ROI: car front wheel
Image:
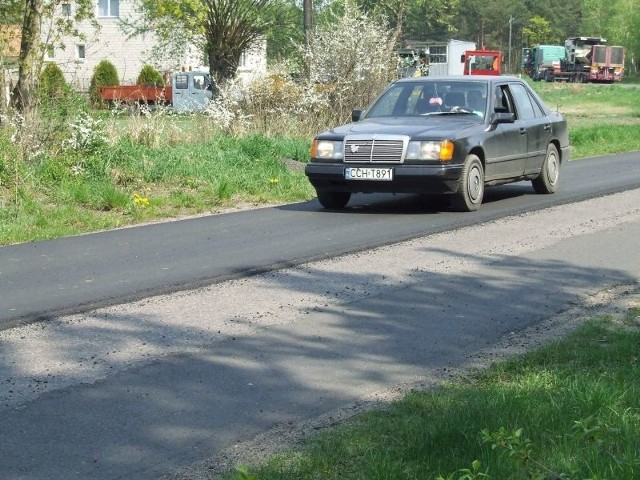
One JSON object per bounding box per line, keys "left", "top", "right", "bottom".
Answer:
{"left": 452, "top": 154, "right": 484, "bottom": 212}
{"left": 532, "top": 143, "right": 560, "bottom": 194}
{"left": 316, "top": 190, "right": 351, "bottom": 209}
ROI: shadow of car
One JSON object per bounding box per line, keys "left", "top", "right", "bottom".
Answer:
{"left": 305, "top": 76, "right": 570, "bottom": 212}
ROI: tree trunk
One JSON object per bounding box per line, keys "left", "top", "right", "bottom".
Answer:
{"left": 0, "top": 55, "right": 7, "bottom": 114}
{"left": 208, "top": 48, "right": 238, "bottom": 83}
{"left": 11, "top": 0, "right": 43, "bottom": 111}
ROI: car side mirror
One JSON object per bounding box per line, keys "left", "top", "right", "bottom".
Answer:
{"left": 352, "top": 109, "right": 363, "bottom": 122}
{"left": 490, "top": 111, "right": 515, "bottom": 125}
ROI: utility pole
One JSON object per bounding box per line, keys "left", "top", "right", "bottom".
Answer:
{"left": 508, "top": 15, "right": 513, "bottom": 74}
{"left": 303, "top": 0, "right": 313, "bottom": 78}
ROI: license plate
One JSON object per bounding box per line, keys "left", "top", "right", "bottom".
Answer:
{"left": 344, "top": 167, "right": 393, "bottom": 181}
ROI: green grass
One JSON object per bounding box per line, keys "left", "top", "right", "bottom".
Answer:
{"left": 228, "top": 309, "right": 640, "bottom": 480}
{"left": 529, "top": 82, "right": 640, "bottom": 158}
{"left": 0, "top": 130, "right": 314, "bottom": 245}
{"left": 1, "top": 82, "right": 639, "bottom": 246}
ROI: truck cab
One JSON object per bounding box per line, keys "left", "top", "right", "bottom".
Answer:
{"left": 171, "top": 70, "right": 215, "bottom": 113}
{"left": 523, "top": 45, "right": 565, "bottom": 81}
{"left": 461, "top": 50, "right": 501, "bottom": 75}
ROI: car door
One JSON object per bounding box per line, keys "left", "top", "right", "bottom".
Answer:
{"left": 483, "top": 84, "right": 528, "bottom": 180}
{"left": 508, "top": 83, "right": 551, "bottom": 175}
{"left": 171, "top": 72, "right": 189, "bottom": 112}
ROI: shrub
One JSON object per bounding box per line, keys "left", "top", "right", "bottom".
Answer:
{"left": 89, "top": 60, "right": 119, "bottom": 106}
{"left": 38, "top": 63, "right": 71, "bottom": 101}
{"left": 239, "top": 69, "right": 328, "bottom": 136}
{"left": 136, "top": 65, "right": 164, "bottom": 86}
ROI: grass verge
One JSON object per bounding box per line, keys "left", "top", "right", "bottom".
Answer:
{"left": 0, "top": 132, "right": 314, "bottom": 245}
{"left": 228, "top": 308, "right": 640, "bottom": 480}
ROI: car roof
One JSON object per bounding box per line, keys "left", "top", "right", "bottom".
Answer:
{"left": 395, "top": 75, "right": 522, "bottom": 85}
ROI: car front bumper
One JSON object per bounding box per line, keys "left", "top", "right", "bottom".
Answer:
{"left": 305, "top": 163, "right": 465, "bottom": 194}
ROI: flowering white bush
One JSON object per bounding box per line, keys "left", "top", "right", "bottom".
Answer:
{"left": 244, "top": 65, "right": 329, "bottom": 117}
{"left": 1, "top": 110, "right": 45, "bottom": 161}
{"left": 300, "top": 1, "right": 399, "bottom": 122}
{"left": 64, "top": 113, "right": 106, "bottom": 152}
{"left": 203, "top": 79, "right": 251, "bottom": 133}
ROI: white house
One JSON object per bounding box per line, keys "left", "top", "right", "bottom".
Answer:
{"left": 44, "top": 0, "right": 266, "bottom": 90}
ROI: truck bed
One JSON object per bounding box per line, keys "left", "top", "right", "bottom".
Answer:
{"left": 99, "top": 85, "right": 172, "bottom": 104}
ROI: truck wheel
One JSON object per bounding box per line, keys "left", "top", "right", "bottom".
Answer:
{"left": 452, "top": 154, "right": 484, "bottom": 212}
{"left": 532, "top": 144, "right": 560, "bottom": 194}
{"left": 316, "top": 190, "right": 351, "bottom": 209}
{"left": 545, "top": 71, "right": 554, "bottom": 82}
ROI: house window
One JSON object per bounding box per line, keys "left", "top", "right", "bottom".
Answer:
{"left": 77, "top": 44, "right": 86, "bottom": 60}
{"left": 429, "top": 45, "right": 448, "bottom": 64}
{"left": 61, "top": 3, "right": 71, "bottom": 16}
{"left": 238, "top": 51, "right": 248, "bottom": 68}
{"left": 46, "top": 45, "right": 55, "bottom": 60}
{"left": 98, "top": 0, "right": 119, "bottom": 17}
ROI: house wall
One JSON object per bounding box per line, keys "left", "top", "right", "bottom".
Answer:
{"left": 44, "top": 0, "right": 266, "bottom": 91}
{"left": 44, "top": 0, "right": 164, "bottom": 90}
{"left": 236, "top": 37, "right": 267, "bottom": 85}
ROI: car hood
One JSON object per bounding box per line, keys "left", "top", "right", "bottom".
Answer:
{"left": 323, "top": 116, "right": 483, "bottom": 139}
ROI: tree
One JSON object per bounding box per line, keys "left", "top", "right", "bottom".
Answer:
{"left": 522, "top": 15, "right": 552, "bottom": 45}
{"left": 9, "top": 0, "right": 95, "bottom": 111}
{"left": 355, "top": 0, "right": 458, "bottom": 42}
{"left": 0, "top": 0, "right": 25, "bottom": 24}
{"left": 129, "top": 0, "right": 282, "bottom": 83}
{"left": 265, "top": 0, "right": 304, "bottom": 62}
{"left": 10, "top": 0, "right": 43, "bottom": 110}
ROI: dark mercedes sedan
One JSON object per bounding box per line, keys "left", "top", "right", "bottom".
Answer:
{"left": 305, "top": 76, "right": 570, "bottom": 211}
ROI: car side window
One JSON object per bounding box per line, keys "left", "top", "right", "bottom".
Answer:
{"left": 509, "top": 83, "right": 536, "bottom": 120}
{"left": 493, "top": 85, "right": 513, "bottom": 114}
{"left": 528, "top": 92, "right": 546, "bottom": 117}
{"left": 193, "top": 74, "right": 207, "bottom": 90}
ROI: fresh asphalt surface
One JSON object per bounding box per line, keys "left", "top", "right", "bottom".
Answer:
{"left": 0, "top": 152, "right": 639, "bottom": 480}
{"left": 2, "top": 152, "right": 640, "bottom": 328}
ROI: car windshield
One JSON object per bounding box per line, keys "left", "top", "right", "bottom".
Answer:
{"left": 365, "top": 80, "right": 489, "bottom": 119}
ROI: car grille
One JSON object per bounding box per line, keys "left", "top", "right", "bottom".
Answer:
{"left": 344, "top": 135, "right": 408, "bottom": 163}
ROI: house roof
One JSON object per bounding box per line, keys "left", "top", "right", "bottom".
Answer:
{"left": 0, "top": 25, "right": 22, "bottom": 60}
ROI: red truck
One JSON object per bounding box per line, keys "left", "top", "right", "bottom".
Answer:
{"left": 99, "top": 70, "right": 215, "bottom": 112}
{"left": 461, "top": 50, "right": 502, "bottom": 75}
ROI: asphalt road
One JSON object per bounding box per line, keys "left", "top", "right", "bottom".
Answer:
{"left": 2, "top": 152, "right": 640, "bottom": 328}
{"left": 0, "top": 151, "right": 639, "bottom": 479}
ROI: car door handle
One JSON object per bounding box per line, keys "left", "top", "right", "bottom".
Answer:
{"left": 519, "top": 128, "right": 527, "bottom": 135}
{"left": 544, "top": 124, "right": 551, "bottom": 131}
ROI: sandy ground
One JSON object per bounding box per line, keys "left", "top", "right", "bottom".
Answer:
{"left": 1, "top": 189, "right": 639, "bottom": 479}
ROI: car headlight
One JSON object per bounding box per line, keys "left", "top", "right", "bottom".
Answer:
{"left": 406, "top": 140, "right": 454, "bottom": 161}
{"left": 311, "top": 139, "right": 344, "bottom": 161}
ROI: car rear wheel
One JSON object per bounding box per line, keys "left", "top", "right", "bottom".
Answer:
{"left": 316, "top": 190, "right": 351, "bottom": 209}
{"left": 452, "top": 154, "right": 484, "bottom": 212}
{"left": 532, "top": 143, "right": 560, "bottom": 194}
